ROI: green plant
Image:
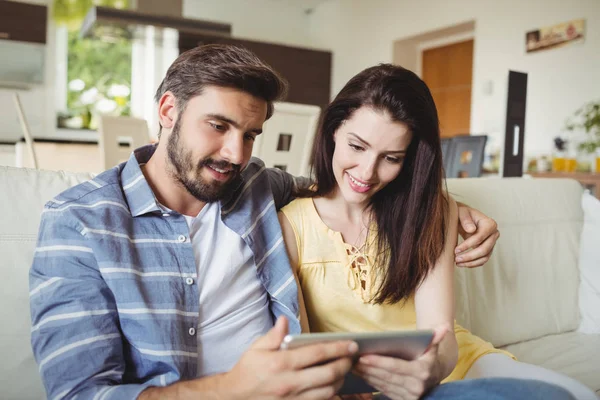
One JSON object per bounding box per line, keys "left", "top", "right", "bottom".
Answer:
{"left": 64, "top": 29, "right": 132, "bottom": 129}
{"left": 565, "top": 100, "right": 600, "bottom": 154}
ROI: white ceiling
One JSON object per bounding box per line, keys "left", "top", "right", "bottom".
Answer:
{"left": 272, "top": 0, "right": 331, "bottom": 13}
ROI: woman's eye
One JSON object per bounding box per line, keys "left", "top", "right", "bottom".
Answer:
{"left": 385, "top": 156, "right": 404, "bottom": 164}
{"left": 349, "top": 143, "right": 364, "bottom": 152}
{"left": 386, "top": 155, "right": 405, "bottom": 164}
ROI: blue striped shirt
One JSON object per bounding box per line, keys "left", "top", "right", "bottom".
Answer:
{"left": 29, "top": 144, "right": 302, "bottom": 400}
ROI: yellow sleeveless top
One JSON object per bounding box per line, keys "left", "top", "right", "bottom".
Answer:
{"left": 281, "top": 198, "right": 514, "bottom": 382}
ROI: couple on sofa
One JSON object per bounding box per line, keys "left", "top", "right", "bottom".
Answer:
{"left": 29, "top": 44, "right": 594, "bottom": 399}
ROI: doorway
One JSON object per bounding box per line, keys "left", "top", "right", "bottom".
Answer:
{"left": 421, "top": 39, "right": 474, "bottom": 138}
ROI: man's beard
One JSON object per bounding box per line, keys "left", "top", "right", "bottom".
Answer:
{"left": 166, "top": 119, "right": 242, "bottom": 203}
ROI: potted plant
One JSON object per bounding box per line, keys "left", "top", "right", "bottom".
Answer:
{"left": 565, "top": 100, "right": 600, "bottom": 172}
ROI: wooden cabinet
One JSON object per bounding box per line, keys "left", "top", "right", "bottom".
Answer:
{"left": 179, "top": 33, "right": 332, "bottom": 109}
{"left": 0, "top": 0, "right": 47, "bottom": 44}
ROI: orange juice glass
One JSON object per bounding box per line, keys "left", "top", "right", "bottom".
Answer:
{"left": 552, "top": 157, "right": 566, "bottom": 172}
{"left": 565, "top": 158, "right": 577, "bottom": 172}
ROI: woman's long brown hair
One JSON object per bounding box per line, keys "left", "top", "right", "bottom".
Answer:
{"left": 310, "top": 64, "right": 448, "bottom": 304}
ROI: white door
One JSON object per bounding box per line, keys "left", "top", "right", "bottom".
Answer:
{"left": 253, "top": 102, "right": 321, "bottom": 177}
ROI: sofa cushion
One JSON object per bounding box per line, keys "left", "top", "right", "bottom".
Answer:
{"left": 501, "top": 331, "right": 600, "bottom": 394}
{"left": 0, "top": 167, "right": 93, "bottom": 400}
{"left": 447, "top": 178, "right": 583, "bottom": 347}
{"left": 577, "top": 191, "right": 600, "bottom": 334}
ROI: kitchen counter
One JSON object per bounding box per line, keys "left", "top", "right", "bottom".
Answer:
{"left": 0, "top": 128, "right": 100, "bottom": 146}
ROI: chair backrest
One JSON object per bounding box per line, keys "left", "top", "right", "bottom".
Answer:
{"left": 98, "top": 116, "right": 149, "bottom": 169}
{"left": 252, "top": 102, "right": 321, "bottom": 177}
{"left": 445, "top": 135, "right": 487, "bottom": 178}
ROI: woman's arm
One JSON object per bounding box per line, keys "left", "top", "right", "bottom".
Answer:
{"left": 278, "top": 212, "right": 311, "bottom": 333}
{"left": 414, "top": 196, "right": 460, "bottom": 382}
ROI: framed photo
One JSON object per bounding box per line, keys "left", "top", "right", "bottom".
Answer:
{"left": 526, "top": 19, "right": 585, "bottom": 53}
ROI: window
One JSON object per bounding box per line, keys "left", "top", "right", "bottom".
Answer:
{"left": 54, "top": 0, "right": 179, "bottom": 136}
{"left": 54, "top": 0, "right": 132, "bottom": 131}
{"left": 57, "top": 30, "right": 132, "bottom": 130}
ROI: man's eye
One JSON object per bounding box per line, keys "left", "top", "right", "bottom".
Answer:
{"left": 209, "top": 123, "right": 225, "bottom": 131}
{"left": 244, "top": 134, "right": 256, "bottom": 142}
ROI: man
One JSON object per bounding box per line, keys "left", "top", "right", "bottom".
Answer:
{"left": 29, "top": 45, "right": 568, "bottom": 400}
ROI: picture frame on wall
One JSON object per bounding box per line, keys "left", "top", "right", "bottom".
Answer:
{"left": 526, "top": 19, "right": 585, "bottom": 53}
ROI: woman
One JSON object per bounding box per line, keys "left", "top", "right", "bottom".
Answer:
{"left": 278, "top": 64, "right": 596, "bottom": 400}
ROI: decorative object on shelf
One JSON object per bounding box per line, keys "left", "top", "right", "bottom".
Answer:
{"left": 551, "top": 137, "right": 577, "bottom": 172}
{"left": 575, "top": 155, "right": 593, "bottom": 173}
{"left": 565, "top": 100, "right": 600, "bottom": 171}
{"left": 527, "top": 155, "right": 550, "bottom": 173}
{"left": 552, "top": 137, "right": 568, "bottom": 172}
{"left": 538, "top": 156, "right": 550, "bottom": 172}
{"left": 526, "top": 19, "right": 585, "bottom": 54}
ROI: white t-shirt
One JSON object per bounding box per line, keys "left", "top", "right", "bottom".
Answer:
{"left": 182, "top": 202, "right": 273, "bottom": 377}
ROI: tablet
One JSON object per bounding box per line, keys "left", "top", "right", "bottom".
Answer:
{"left": 280, "top": 330, "right": 434, "bottom": 360}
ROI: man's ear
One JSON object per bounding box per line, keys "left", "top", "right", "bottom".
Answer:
{"left": 157, "top": 92, "right": 178, "bottom": 130}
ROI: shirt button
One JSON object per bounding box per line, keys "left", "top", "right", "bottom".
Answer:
{"left": 185, "top": 277, "right": 194, "bottom": 285}
{"left": 188, "top": 327, "right": 196, "bottom": 336}
{"left": 162, "top": 213, "right": 170, "bottom": 217}
{"left": 178, "top": 235, "right": 187, "bottom": 243}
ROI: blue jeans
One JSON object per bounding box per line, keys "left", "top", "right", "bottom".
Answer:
{"left": 394, "top": 378, "right": 576, "bottom": 400}
{"left": 341, "top": 374, "right": 577, "bottom": 399}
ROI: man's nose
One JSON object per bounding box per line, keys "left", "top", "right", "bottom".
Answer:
{"left": 220, "top": 133, "right": 244, "bottom": 166}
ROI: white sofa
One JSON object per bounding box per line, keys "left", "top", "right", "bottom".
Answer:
{"left": 0, "top": 166, "right": 598, "bottom": 399}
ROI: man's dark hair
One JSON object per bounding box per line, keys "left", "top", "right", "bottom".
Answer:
{"left": 154, "top": 44, "right": 288, "bottom": 138}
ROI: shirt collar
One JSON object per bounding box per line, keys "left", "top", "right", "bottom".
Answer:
{"left": 120, "top": 144, "right": 162, "bottom": 217}
{"left": 120, "top": 144, "right": 251, "bottom": 218}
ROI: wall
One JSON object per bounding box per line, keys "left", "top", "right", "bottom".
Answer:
{"left": 308, "top": 0, "right": 600, "bottom": 157}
